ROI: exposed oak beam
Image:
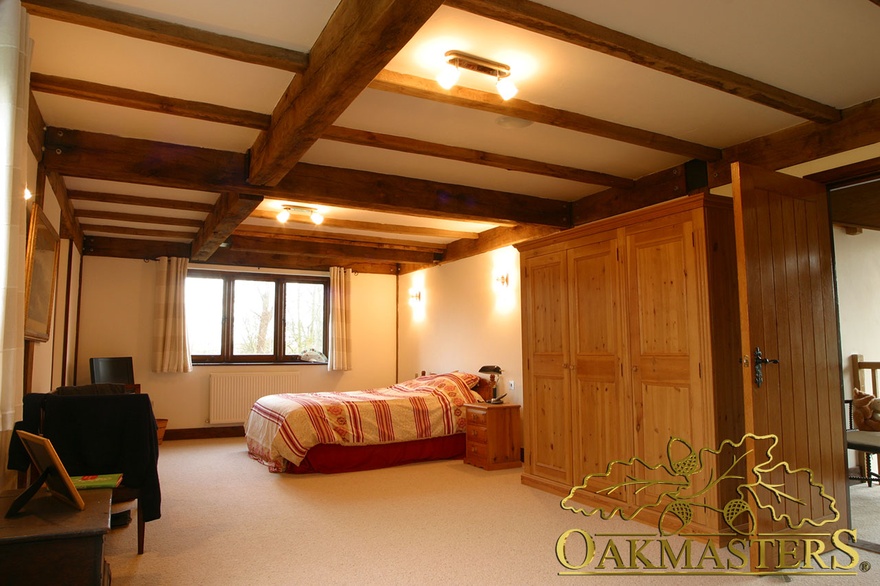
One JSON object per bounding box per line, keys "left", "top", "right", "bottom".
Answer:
{"left": 201, "top": 248, "right": 399, "bottom": 275}
{"left": 322, "top": 125, "right": 633, "bottom": 188}
{"left": 248, "top": 209, "right": 480, "bottom": 239}
{"left": 80, "top": 224, "right": 197, "bottom": 239}
{"left": 226, "top": 235, "right": 439, "bottom": 265}
{"left": 47, "top": 171, "right": 83, "bottom": 249}
{"left": 42, "top": 127, "right": 570, "bottom": 228}
{"left": 33, "top": 73, "right": 621, "bottom": 189}
{"left": 370, "top": 70, "right": 721, "bottom": 161}
{"left": 83, "top": 236, "right": 190, "bottom": 259}
{"left": 74, "top": 209, "right": 204, "bottom": 227}
{"left": 709, "top": 98, "right": 880, "bottom": 187}
{"left": 31, "top": 73, "right": 271, "bottom": 129}
{"left": 806, "top": 155, "right": 880, "bottom": 188}
{"left": 191, "top": 192, "right": 263, "bottom": 261}
{"left": 27, "top": 92, "right": 45, "bottom": 161}
{"left": 22, "top": 0, "right": 308, "bottom": 72}
{"left": 68, "top": 190, "right": 215, "bottom": 213}
{"left": 446, "top": 0, "right": 840, "bottom": 124}
{"left": 572, "top": 165, "right": 688, "bottom": 226}
{"left": 276, "top": 163, "right": 568, "bottom": 227}
{"left": 827, "top": 180, "right": 880, "bottom": 230}
{"left": 439, "top": 225, "right": 561, "bottom": 269}
{"left": 234, "top": 225, "right": 446, "bottom": 254}
{"left": 248, "top": 0, "right": 445, "bottom": 185}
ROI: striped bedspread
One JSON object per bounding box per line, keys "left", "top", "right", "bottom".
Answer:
{"left": 245, "top": 372, "right": 483, "bottom": 471}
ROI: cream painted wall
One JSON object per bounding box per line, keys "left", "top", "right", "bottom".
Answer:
{"left": 397, "top": 246, "right": 523, "bottom": 404}
{"left": 834, "top": 225, "right": 880, "bottom": 396}
{"left": 77, "top": 258, "right": 398, "bottom": 429}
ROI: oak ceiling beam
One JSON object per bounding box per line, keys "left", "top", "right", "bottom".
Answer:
{"left": 572, "top": 165, "right": 688, "bottom": 226}
{"left": 226, "top": 235, "right": 439, "bottom": 265}
{"left": 68, "top": 190, "right": 215, "bottom": 213}
{"left": 191, "top": 192, "right": 263, "bottom": 261}
{"left": 248, "top": 0, "right": 445, "bottom": 185}
{"left": 201, "top": 249, "right": 399, "bottom": 275}
{"left": 74, "top": 209, "right": 203, "bottom": 227}
{"left": 27, "top": 92, "right": 45, "bottom": 161}
{"left": 322, "top": 126, "right": 633, "bottom": 188}
{"left": 277, "top": 163, "right": 568, "bottom": 227}
{"left": 22, "top": 0, "right": 308, "bottom": 73}
{"left": 248, "top": 209, "right": 480, "bottom": 240}
{"left": 31, "top": 73, "right": 270, "bottom": 129}
{"left": 81, "top": 224, "right": 197, "bottom": 240}
{"left": 42, "top": 127, "right": 570, "bottom": 228}
{"left": 83, "top": 236, "right": 190, "bottom": 259}
{"left": 709, "top": 97, "right": 880, "bottom": 187}
{"left": 826, "top": 180, "right": 880, "bottom": 230}
{"left": 33, "top": 73, "right": 623, "bottom": 189}
{"left": 47, "top": 171, "right": 83, "bottom": 249}
{"left": 439, "top": 224, "right": 561, "bottom": 270}
{"left": 446, "top": 0, "right": 841, "bottom": 124}
{"left": 234, "top": 225, "right": 446, "bottom": 254}
{"left": 806, "top": 155, "right": 880, "bottom": 188}
{"left": 371, "top": 70, "right": 721, "bottom": 161}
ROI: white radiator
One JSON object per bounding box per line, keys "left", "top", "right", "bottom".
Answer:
{"left": 209, "top": 372, "right": 300, "bottom": 424}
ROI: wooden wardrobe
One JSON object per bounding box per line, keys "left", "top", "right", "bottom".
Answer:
{"left": 516, "top": 194, "right": 745, "bottom": 534}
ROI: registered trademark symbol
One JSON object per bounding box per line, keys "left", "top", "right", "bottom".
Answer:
{"left": 860, "top": 561, "right": 871, "bottom": 573}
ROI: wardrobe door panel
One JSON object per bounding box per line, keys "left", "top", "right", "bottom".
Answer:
{"left": 522, "top": 252, "right": 572, "bottom": 485}
{"left": 568, "top": 238, "right": 631, "bottom": 506}
{"left": 626, "top": 218, "right": 709, "bottom": 522}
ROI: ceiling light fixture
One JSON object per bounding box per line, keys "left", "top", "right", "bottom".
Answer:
{"left": 277, "top": 205, "right": 324, "bottom": 225}
{"left": 437, "top": 50, "right": 518, "bottom": 100}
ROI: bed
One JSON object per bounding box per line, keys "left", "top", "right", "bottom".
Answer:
{"left": 245, "top": 372, "right": 492, "bottom": 474}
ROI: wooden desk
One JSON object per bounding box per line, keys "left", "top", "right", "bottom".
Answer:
{"left": 0, "top": 489, "right": 112, "bottom": 585}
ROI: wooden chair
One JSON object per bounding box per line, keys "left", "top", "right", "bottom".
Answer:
{"left": 848, "top": 354, "right": 880, "bottom": 486}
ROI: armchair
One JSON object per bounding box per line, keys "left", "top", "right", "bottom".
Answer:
{"left": 7, "top": 390, "right": 161, "bottom": 554}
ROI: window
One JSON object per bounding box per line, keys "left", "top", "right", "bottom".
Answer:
{"left": 185, "top": 270, "right": 329, "bottom": 364}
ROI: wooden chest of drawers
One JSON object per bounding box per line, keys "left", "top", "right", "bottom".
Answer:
{"left": 464, "top": 403, "right": 521, "bottom": 470}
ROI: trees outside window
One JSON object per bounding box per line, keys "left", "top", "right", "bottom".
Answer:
{"left": 185, "top": 270, "right": 328, "bottom": 364}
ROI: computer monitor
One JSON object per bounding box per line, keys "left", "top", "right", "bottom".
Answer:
{"left": 89, "top": 356, "right": 135, "bottom": 385}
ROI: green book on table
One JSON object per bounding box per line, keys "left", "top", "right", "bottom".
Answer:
{"left": 71, "top": 473, "right": 123, "bottom": 489}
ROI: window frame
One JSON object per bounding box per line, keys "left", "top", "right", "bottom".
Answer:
{"left": 187, "top": 269, "right": 330, "bottom": 365}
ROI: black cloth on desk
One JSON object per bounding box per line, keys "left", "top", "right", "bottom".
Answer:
{"left": 7, "top": 393, "right": 161, "bottom": 522}
{"left": 54, "top": 383, "right": 132, "bottom": 395}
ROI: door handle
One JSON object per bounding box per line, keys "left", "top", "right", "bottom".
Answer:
{"left": 753, "top": 346, "right": 779, "bottom": 389}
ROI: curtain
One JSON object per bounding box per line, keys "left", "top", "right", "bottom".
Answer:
{"left": 1, "top": 0, "right": 30, "bottom": 434}
{"left": 153, "top": 256, "right": 192, "bottom": 373}
{"left": 329, "top": 266, "right": 352, "bottom": 371}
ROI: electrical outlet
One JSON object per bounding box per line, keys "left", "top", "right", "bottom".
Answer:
{"left": 508, "top": 380, "right": 515, "bottom": 391}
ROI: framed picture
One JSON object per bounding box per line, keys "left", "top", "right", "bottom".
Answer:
{"left": 24, "top": 204, "right": 61, "bottom": 342}
{"left": 11, "top": 430, "right": 85, "bottom": 512}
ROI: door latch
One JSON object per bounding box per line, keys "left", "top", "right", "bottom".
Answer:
{"left": 753, "top": 346, "right": 779, "bottom": 388}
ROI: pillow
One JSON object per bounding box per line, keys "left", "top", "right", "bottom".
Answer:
{"left": 852, "top": 388, "right": 880, "bottom": 432}
{"left": 397, "top": 371, "right": 480, "bottom": 391}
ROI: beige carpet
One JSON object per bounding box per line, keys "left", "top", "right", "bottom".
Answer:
{"left": 103, "top": 438, "right": 880, "bottom": 585}
{"left": 849, "top": 481, "right": 880, "bottom": 547}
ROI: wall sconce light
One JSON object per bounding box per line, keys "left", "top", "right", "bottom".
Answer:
{"left": 24, "top": 187, "right": 32, "bottom": 200}
{"left": 409, "top": 290, "right": 422, "bottom": 304}
{"left": 277, "top": 205, "right": 324, "bottom": 225}
{"left": 436, "top": 50, "right": 518, "bottom": 100}
{"left": 496, "top": 273, "right": 509, "bottom": 287}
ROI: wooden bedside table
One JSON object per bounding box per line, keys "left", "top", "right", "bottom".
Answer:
{"left": 464, "top": 403, "right": 522, "bottom": 470}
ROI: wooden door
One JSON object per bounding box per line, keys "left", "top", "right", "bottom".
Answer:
{"left": 521, "top": 251, "right": 573, "bottom": 486}
{"left": 568, "top": 235, "right": 631, "bottom": 507}
{"left": 625, "top": 215, "right": 710, "bottom": 525}
{"left": 732, "top": 161, "right": 846, "bottom": 535}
